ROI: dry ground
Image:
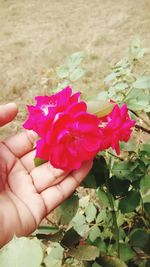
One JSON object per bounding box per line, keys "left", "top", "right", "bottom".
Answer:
{"left": 0, "top": 0, "right": 150, "bottom": 136}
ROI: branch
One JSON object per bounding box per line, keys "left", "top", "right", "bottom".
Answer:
{"left": 135, "top": 124, "right": 150, "bottom": 134}
{"left": 130, "top": 110, "right": 150, "bottom": 128}
{"left": 105, "top": 176, "right": 120, "bottom": 258}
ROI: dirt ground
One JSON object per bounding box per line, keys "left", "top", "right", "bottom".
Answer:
{"left": 0, "top": 0, "right": 150, "bottom": 136}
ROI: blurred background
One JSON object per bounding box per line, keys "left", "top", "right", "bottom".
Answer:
{"left": 0, "top": 0, "right": 150, "bottom": 135}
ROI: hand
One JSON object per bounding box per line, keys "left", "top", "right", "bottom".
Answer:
{"left": 0, "top": 103, "right": 92, "bottom": 247}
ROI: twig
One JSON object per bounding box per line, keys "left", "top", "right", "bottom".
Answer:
{"left": 107, "top": 151, "right": 124, "bottom": 161}
{"left": 130, "top": 110, "right": 150, "bottom": 128}
{"left": 105, "top": 176, "right": 120, "bottom": 258}
{"left": 135, "top": 124, "right": 150, "bottom": 134}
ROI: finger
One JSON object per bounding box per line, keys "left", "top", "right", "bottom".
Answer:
{"left": 9, "top": 159, "right": 46, "bottom": 224}
{"left": 0, "top": 142, "right": 16, "bottom": 173}
{"left": 20, "top": 150, "right": 36, "bottom": 173}
{"left": 0, "top": 103, "right": 18, "bottom": 127}
{"left": 31, "top": 162, "right": 69, "bottom": 193}
{"left": 41, "top": 160, "right": 93, "bottom": 214}
{"left": 3, "top": 130, "right": 37, "bottom": 158}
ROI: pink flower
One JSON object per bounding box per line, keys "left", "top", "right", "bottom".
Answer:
{"left": 36, "top": 111, "right": 101, "bottom": 171}
{"left": 23, "top": 87, "right": 135, "bottom": 171}
{"left": 23, "top": 87, "right": 81, "bottom": 137}
{"left": 98, "top": 104, "right": 135, "bottom": 155}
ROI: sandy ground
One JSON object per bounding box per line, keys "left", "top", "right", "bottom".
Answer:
{"left": 0, "top": 0, "right": 150, "bottom": 136}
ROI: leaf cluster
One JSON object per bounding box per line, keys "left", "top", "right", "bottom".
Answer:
{"left": 98, "top": 38, "right": 150, "bottom": 113}
{"left": 1, "top": 40, "right": 150, "bottom": 267}
{"left": 38, "top": 51, "right": 85, "bottom": 94}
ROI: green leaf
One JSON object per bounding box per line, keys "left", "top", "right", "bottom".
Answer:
{"left": 120, "top": 140, "right": 136, "bottom": 152}
{"left": 108, "top": 92, "right": 124, "bottom": 103}
{"left": 146, "top": 259, "right": 150, "bottom": 267}
{"left": 112, "top": 162, "right": 132, "bottom": 180}
{"left": 119, "top": 228, "right": 126, "bottom": 240}
{"left": 119, "top": 191, "right": 141, "bottom": 213}
{"left": 69, "top": 67, "right": 85, "bottom": 82}
{"left": 143, "top": 194, "right": 150, "bottom": 203}
{"left": 85, "top": 203, "right": 97, "bottom": 223}
{"left": 129, "top": 37, "right": 147, "bottom": 59}
{"left": 144, "top": 203, "right": 150, "bottom": 216}
{"left": 87, "top": 100, "right": 114, "bottom": 118}
{"left": 104, "top": 72, "right": 117, "bottom": 83}
{"left": 126, "top": 88, "right": 150, "bottom": 112}
{"left": 133, "top": 76, "right": 150, "bottom": 89}
{"left": 34, "top": 225, "right": 60, "bottom": 235}
{"left": 117, "top": 212, "right": 125, "bottom": 227}
{"left": 82, "top": 156, "right": 109, "bottom": 189}
{"left": 98, "top": 255, "right": 127, "bottom": 267}
{"left": 114, "top": 82, "right": 128, "bottom": 91}
{"left": 112, "top": 160, "right": 146, "bottom": 181}
{"left": 97, "top": 188, "right": 110, "bottom": 206}
{"left": 44, "top": 242, "right": 64, "bottom": 267}
{"left": 71, "top": 213, "right": 89, "bottom": 237}
{"left": 89, "top": 226, "right": 101, "bottom": 242}
{"left": 96, "top": 210, "right": 107, "bottom": 224}
{"left": 68, "top": 245, "right": 99, "bottom": 261}
{"left": 67, "top": 51, "right": 84, "bottom": 72}
{"left": 92, "top": 156, "right": 109, "bottom": 186}
{"left": 140, "top": 143, "right": 150, "bottom": 154}
{"left": 120, "top": 243, "right": 136, "bottom": 262}
{"left": 82, "top": 173, "right": 97, "bottom": 188}
{"left": 56, "top": 64, "right": 69, "bottom": 78}
{"left": 34, "top": 157, "right": 47, "bottom": 167}
{"left": 109, "top": 176, "right": 130, "bottom": 197}
{"left": 139, "top": 144, "right": 150, "bottom": 165}
{"left": 0, "top": 236, "right": 43, "bottom": 267}
{"left": 56, "top": 194, "right": 79, "bottom": 225}
{"left": 92, "top": 262, "right": 102, "bottom": 267}
{"left": 60, "top": 227, "right": 81, "bottom": 248}
{"left": 140, "top": 175, "right": 150, "bottom": 194}
{"left": 95, "top": 238, "right": 107, "bottom": 253}
{"left": 129, "top": 229, "right": 149, "bottom": 248}
{"left": 126, "top": 98, "right": 150, "bottom": 112}
{"left": 100, "top": 228, "right": 113, "bottom": 240}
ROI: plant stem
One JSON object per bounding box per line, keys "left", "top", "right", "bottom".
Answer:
{"left": 130, "top": 110, "right": 150, "bottom": 128}
{"left": 105, "top": 176, "right": 120, "bottom": 258}
{"left": 107, "top": 151, "right": 124, "bottom": 161}
{"left": 135, "top": 124, "right": 150, "bottom": 134}
{"left": 122, "top": 86, "right": 134, "bottom": 103}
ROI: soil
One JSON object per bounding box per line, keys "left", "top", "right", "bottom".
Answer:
{"left": 0, "top": 0, "right": 150, "bottom": 135}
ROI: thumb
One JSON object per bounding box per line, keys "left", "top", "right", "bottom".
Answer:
{"left": 0, "top": 103, "right": 18, "bottom": 127}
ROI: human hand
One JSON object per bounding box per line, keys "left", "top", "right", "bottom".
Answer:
{"left": 0, "top": 103, "right": 92, "bottom": 247}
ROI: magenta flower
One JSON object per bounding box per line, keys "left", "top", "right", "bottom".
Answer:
{"left": 23, "top": 87, "right": 101, "bottom": 170}
{"left": 98, "top": 104, "right": 136, "bottom": 155}
{"left": 23, "top": 87, "right": 135, "bottom": 170}
{"left": 36, "top": 112, "right": 101, "bottom": 170}
{"left": 23, "top": 87, "right": 81, "bottom": 137}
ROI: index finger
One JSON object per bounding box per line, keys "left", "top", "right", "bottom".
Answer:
{"left": 41, "top": 160, "right": 93, "bottom": 214}
{"left": 0, "top": 103, "right": 18, "bottom": 127}
{"left": 3, "top": 130, "right": 37, "bottom": 158}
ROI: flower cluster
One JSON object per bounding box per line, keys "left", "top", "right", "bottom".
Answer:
{"left": 23, "top": 87, "right": 135, "bottom": 170}
{"left": 98, "top": 103, "right": 136, "bottom": 155}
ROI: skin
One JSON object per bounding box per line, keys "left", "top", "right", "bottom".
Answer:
{"left": 0, "top": 103, "right": 92, "bottom": 247}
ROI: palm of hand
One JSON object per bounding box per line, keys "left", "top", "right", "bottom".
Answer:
{"left": 0, "top": 130, "right": 92, "bottom": 244}
{"left": 0, "top": 131, "right": 47, "bottom": 238}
